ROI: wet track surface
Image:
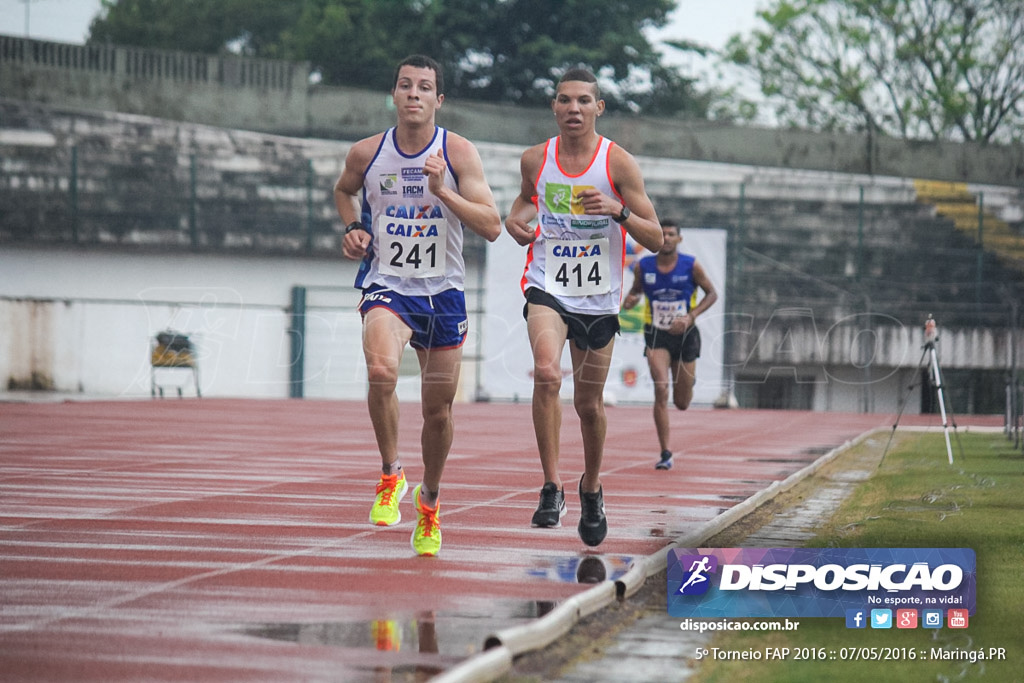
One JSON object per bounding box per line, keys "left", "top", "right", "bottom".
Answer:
{"left": 0, "top": 398, "right": 898, "bottom": 680}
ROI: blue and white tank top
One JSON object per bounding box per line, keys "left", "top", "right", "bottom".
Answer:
{"left": 355, "top": 126, "right": 465, "bottom": 295}
{"left": 636, "top": 253, "right": 697, "bottom": 330}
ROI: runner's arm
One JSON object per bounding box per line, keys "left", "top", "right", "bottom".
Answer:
{"left": 608, "top": 146, "right": 662, "bottom": 252}
{"left": 505, "top": 146, "right": 544, "bottom": 246}
{"left": 688, "top": 261, "right": 718, "bottom": 320}
{"left": 670, "top": 260, "right": 718, "bottom": 335}
{"left": 334, "top": 136, "right": 379, "bottom": 260}
{"left": 427, "top": 135, "right": 501, "bottom": 242}
{"left": 622, "top": 262, "right": 644, "bottom": 309}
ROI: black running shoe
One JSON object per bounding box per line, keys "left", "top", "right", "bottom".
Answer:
{"left": 575, "top": 556, "right": 608, "bottom": 584}
{"left": 655, "top": 450, "right": 673, "bottom": 470}
{"left": 577, "top": 478, "right": 607, "bottom": 547}
{"left": 531, "top": 482, "right": 566, "bottom": 527}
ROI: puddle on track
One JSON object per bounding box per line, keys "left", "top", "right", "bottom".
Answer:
{"left": 238, "top": 553, "right": 637, "bottom": 680}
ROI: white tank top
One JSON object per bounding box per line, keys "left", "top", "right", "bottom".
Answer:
{"left": 520, "top": 136, "right": 626, "bottom": 314}
{"left": 355, "top": 126, "right": 465, "bottom": 295}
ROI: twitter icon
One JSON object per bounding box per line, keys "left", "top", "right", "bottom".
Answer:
{"left": 870, "top": 609, "right": 892, "bottom": 629}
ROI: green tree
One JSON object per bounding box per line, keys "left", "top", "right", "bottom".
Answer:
{"left": 724, "top": 0, "right": 1024, "bottom": 143}
{"left": 280, "top": 0, "right": 420, "bottom": 89}
{"left": 87, "top": 0, "right": 707, "bottom": 118}
{"left": 436, "top": 0, "right": 690, "bottom": 113}
{"left": 88, "top": 0, "right": 304, "bottom": 56}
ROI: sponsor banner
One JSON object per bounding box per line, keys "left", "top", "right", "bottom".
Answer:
{"left": 667, "top": 548, "right": 975, "bottom": 618}
{"left": 480, "top": 228, "right": 727, "bottom": 404}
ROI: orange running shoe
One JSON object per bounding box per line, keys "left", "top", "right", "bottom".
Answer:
{"left": 410, "top": 484, "right": 441, "bottom": 556}
{"left": 371, "top": 619, "right": 401, "bottom": 651}
{"left": 369, "top": 471, "right": 408, "bottom": 526}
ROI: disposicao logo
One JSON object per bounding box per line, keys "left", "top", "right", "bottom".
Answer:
{"left": 675, "top": 554, "right": 718, "bottom": 595}
{"left": 667, "top": 548, "right": 975, "bottom": 619}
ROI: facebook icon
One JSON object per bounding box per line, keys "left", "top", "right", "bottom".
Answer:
{"left": 846, "top": 609, "right": 867, "bottom": 629}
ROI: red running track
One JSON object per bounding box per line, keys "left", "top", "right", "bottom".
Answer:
{"left": 0, "top": 399, "right": 968, "bottom": 681}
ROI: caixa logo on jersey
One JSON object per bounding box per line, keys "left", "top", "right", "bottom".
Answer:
{"left": 667, "top": 548, "right": 976, "bottom": 618}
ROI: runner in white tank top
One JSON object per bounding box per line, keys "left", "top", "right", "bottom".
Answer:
{"left": 520, "top": 135, "right": 626, "bottom": 315}
{"left": 356, "top": 125, "right": 467, "bottom": 296}
{"left": 505, "top": 68, "right": 663, "bottom": 548}
{"left": 334, "top": 56, "right": 500, "bottom": 557}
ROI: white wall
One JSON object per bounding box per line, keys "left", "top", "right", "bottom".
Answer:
{"left": 0, "top": 246, "right": 362, "bottom": 397}
{"left": 0, "top": 246, "right": 506, "bottom": 400}
{"left": 3, "top": 244, "right": 1012, "bottom": 412}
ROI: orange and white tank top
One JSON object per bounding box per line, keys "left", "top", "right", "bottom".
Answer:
{"left": 520, "top": 136, "right": 626, "bottom": 314}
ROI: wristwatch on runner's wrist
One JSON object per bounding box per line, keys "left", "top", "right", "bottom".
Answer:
{"left": 614, "top": 205, "right": 630, "bottom": 223}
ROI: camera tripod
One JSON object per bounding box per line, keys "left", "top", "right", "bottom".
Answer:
{"left": 884, "top": 315, "right": 960, "bottom": 464}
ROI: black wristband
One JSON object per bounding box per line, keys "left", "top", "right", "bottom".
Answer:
{"left": 344, "top": 221, "right": 367, "bottom": 235}
{"left": 614, "top": 205, "right": 631, "bottom": 223}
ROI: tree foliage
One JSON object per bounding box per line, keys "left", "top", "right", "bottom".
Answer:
{"left": 88, "top": 0, "right": 303, "bottom": 57}
{"left": 87, "top": 0, "right": 706, "bottom": 117}
{"left": 723, "top": 0, "right": 1024, "bottom": 143}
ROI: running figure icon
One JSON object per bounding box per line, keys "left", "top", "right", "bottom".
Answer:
{"left": 679, "top": 556, "right": 712, "bottom": 593}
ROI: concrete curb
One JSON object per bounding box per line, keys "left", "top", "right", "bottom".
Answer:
{"left": 433, "top": 427, "right": 882, "bottom": 683}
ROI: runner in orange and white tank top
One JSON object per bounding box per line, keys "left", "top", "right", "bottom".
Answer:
{"left": 505, "top": 67, "right": 664, "bottom": 548}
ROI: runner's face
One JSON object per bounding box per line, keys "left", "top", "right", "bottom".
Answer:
{"left": 660, "top": 227, "right": 681, "bottom": 254}
{"left": 552, "top": 80, "right": 604, "bottom": 135}
{"left": 392, "top": 66, "right": 443, "bottom": 123}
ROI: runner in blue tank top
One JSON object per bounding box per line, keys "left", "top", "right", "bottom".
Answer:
{"left": 623, "top": 221, "right": 718, "bottom": 470}
{"left": 333, "top": 55, "right": 501, "bottom": 556}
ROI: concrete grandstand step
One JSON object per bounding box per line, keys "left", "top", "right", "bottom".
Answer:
{"left": 914, "top": 178, "right": 974, "bottom": 202}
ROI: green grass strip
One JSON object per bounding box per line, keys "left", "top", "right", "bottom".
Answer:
{"left": 691, "top": 431, "right": 1024, "bottom": 682}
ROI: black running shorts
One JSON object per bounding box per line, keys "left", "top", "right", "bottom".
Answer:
{"left": 643, "top": 324, "right": 701, "bottom": 363}
{"left": 524, "top": 288, "right": 620, "bottom": 350}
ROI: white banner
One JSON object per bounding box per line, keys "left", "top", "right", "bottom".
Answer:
{"left": 481, "top": 229, "right": 728, "bottom": 405}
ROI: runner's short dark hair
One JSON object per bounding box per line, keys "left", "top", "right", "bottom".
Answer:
{"left": 394, "top": 55, "right": 444, "bottom": 95}
{"left": 558, "top": 67, "right": 600, "bottom": 99}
